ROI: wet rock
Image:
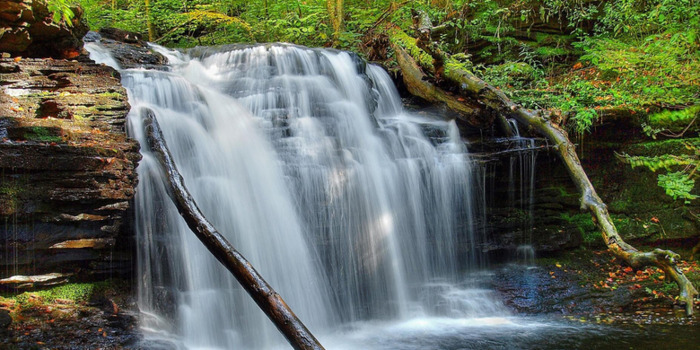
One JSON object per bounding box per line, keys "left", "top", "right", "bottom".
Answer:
{"left": 99, "top": 27, "right": 145, "bottom": 45}
{"left": 0, "top": 272, "right": 71, "bottom": 288}
{"left": 0, "top": 279, "right": 141, "bottom": 348}
{"left": 91, "top": 28, "right": 168, "bottom": 69}
{"left": 49, "top": 238, "right": 115, "bottom": 249}
{"left": 82, "top": 30, "right": 101, "bottom": 43}
{"left": 0, "top": 0, "right": 88, "bottom": 58}
{"left": 492, "top": 264, "right": 633, "bottom": 314}
{"left": 0, "top": 309, "right": 11, "bottom": 329}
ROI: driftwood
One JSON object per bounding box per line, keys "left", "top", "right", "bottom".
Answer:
{"left": 389, "top": 27, "right": 698, "bottom": 316}
{"left": 143, "top": 110, "right": 325, "bottom": 349}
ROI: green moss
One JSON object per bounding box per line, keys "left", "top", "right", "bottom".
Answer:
{"left": 0, "top": 182, "right": 24, "bottom": 215}
{"left": 444, "top": 58, "right": 473, "bottom": 80}
{"left": 2, "top": 281, "right": 113, "bottom": 307}
{"left": 648, "top": 105, "right": 700, "bottom": 132}
{"left": 560, "top": 213, "right": 600, "bottom": 246}
{"left": 23, "top": 126, "right": 62, "bottom": 143}
{"left": 98, "top": 91, "right": 124, "bottom": 99}
{"left": 623, "top": 138, "right": 700, "bottom": 157}
{"left": 389, "top": 28, "right": 435, "bottom": 71}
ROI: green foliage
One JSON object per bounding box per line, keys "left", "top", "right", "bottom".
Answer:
{"left": 618, "top": 140, "right": 699, "bottom": 203}
{"left": 597, "top": 0, "right": 700, "bottom": 38}
{"left": 74, "top": 0, "right": 698, "bottom": 146}
{"left": 48, "top": 0, "right": 75, "bottom": 27}
{"left": 620, "top": 153, "right": 697, "bottom": 172}
{"left": 658, "top": 171, "right": 698, "bottom": 202}
{"left": 648, "top": 106, "right": 700, "bottom": 134}
{"left": 478, "top": 62, "right": 540, "bottom": 90}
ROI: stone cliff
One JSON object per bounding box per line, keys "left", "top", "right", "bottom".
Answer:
{"left": 0, "top": 0, "right": 139, "bottom": 288}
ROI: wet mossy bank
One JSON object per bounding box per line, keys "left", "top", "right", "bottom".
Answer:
{"left": 0, "top": 279, "right": 140, "bottom": 349}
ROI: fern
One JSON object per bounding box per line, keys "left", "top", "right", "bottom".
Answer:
{"left": 47, "top": 0, "right": 75, "bottom": 27}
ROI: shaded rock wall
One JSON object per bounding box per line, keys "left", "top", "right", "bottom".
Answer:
{"left": 475, "top": 142, "right": 584, "bottom": 258}
{"left": 477, "top": 118, "right": 699, "bottom": 260}
{"left": 0, "top": 57, "right": 139, "bottom": 287}
{"left": 580, "top": 120, "right": 700, "bottom": 245}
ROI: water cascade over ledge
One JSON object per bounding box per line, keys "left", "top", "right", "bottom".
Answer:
{"left": 91, "top": 43, "right": 509, "bottom": 349}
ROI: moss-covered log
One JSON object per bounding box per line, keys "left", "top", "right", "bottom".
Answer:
{"left": 388, "top": 27, "right": 698, "bottom": 316}
{"left": 143, "top": 110, "right": 325, "bottom": 349}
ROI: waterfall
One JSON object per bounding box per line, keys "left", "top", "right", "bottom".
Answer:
{"left": 94, "top": 43, "right": 502, "bottom": 349}
{"left": 506, "top": 119, "right": 538, "bottom": 263}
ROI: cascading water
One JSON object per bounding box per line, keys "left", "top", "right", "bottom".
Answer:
{"left": 506, "top": 119, "right": 538, "bottom": 265}
{"left": 75, "top": 34, "right": 700, "bottom": 350}
{"left": 90, "top": 42, "right": 507, "bottom": 349}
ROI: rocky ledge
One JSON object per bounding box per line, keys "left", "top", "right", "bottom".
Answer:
{"left": 0, "top": 56, "right": 139, "bottom": 287}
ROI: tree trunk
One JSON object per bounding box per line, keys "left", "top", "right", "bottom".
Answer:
{"left": 145, "top": 0, "right": 155, "bottom": 41}
{"left": 111, "top": 0, "right": 116, "bottom": 25}
{"left": 388, "top": 27, "right": 698, "bottom": 316}
{"left": 143, "top": 110, "right": 325, "bottom": 349}
{"left": 326, "top": 0, "right": 343, "bottom": 45}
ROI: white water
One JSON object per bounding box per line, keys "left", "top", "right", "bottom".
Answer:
{"left": 92, "top": 43, "right": 510, "bottom": 349}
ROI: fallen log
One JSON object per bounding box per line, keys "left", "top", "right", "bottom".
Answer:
{"left": 388, "top": 28, "right": 698, "bottom": 316}
{"left": 143, "top": 109, "right": 325, "bottom": 349}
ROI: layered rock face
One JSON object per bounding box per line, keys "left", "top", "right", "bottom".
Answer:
{"left": 0, "top": 56, "right": 139, "bottom": 287}
{"left": 0, "top": 0, "right": 89, "bottom": 58}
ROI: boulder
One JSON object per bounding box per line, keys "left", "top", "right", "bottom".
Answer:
{"left": 0, "top": 0, "right": 88, "bottom": 58}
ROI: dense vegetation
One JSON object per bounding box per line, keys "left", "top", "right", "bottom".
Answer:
{"left": 46, "top": 0, "right": 698, "bottom": 212}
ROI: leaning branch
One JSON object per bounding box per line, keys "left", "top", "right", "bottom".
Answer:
{"left": 388, "top": 28, "right": 698, "bottom": 316}
{"left": 143, "top": 110, "right": 325, "bottom": 349}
